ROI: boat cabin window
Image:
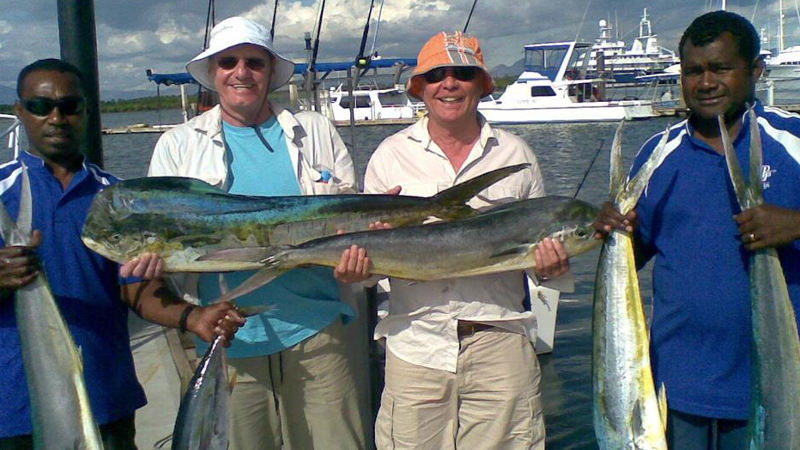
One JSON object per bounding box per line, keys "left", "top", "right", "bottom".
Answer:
{"left": 378, "top": 91, "right": 409, "bottom": 106}
{"left": 340, "top": 95, "right": 371, "bottom": 109}
{"left": 530, "top": 86, "right": 556, "bottom": 97}
{"left": 525, "top": 47, "right": 568, "bottom": 81}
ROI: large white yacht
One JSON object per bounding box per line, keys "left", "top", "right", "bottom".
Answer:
{"left": 478, "top": 41, "right": 657, "bottom": 124}
{"left": 581, "top": 9, "right": 679, "bottom": 83}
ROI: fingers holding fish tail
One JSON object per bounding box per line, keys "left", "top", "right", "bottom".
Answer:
{"left": 186, "top": 302, "right": 246, "bottom": 345}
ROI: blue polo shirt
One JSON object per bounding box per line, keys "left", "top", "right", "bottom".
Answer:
{"left": 0, "top": 152, "right": 146, "bottom": 437}
{"left": 195, "top": 119, "right": 352, "bottom": 358}
{"left": 630, "top": 102, "right": 800, "bottom": 419}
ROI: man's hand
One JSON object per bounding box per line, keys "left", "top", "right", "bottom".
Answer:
{"left": 534, "top": 237, "right": 570, "bottom": 281}
{"left": 186, "top": 302, "right": 246, "bottom": 346}
{"left": 332, "top": 221, "right": 393, "bottom": 284}
{"left": 120, "top": 252, "right": 164, "bottom": 279}
{"left": 592, "top": 201, "right": 637, "bottom": 239}
{"left": 0, "top": 230, "right": 43, "bottom": 301}
{"left": 736, "top": 204, "right": 800, "bottom": 251}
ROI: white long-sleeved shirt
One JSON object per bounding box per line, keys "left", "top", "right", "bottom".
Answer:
{"left": 364, "top": 115, "right": 573, "bottom": 372}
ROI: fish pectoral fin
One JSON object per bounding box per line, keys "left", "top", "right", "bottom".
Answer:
{"left": 657, "top": 383, "right": 668, "bottom": 431}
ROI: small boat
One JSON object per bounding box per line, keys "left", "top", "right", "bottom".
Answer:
{"left": 320, "top": 83, "right": 425, "bottom": 126}
{"left": 478, "top": 41, "right": 658, "bottom": 124}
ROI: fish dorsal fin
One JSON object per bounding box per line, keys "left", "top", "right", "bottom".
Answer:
{"left": 616, "top": 125, "right": 671, "bottom": 215}
{"left": 120, "top": 176, "right": 227, "bottom": 195}
{"left": 432, "top": 163, "right": 529, "bottom": 207}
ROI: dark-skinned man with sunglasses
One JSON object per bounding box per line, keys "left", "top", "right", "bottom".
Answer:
{"left": 357, "top": 32, "right": 573, "bottom": 450}
{"left": 0, "top": 59, "right": 244, "bottom": 448}
{"left": 148, "top": 17, "right": 370, "bottom": 450}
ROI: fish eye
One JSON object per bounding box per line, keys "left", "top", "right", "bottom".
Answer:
{"left": 109, "top": 233, "right": 121, "bottom": 242}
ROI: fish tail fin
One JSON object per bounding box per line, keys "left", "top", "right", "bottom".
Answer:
{"left": 617, "top": 124, "right": 671, "bottom": 214}
{"left": 609, "top": 120, "right": 626, "bottom": 199}
{"left": 719, "top": 113, "right": 748, "bottom": 210}
{"left": 747, "top": 107, "right": 764, "bottom": 205}
{"left": 431, "top": 163, "right": 530, "bottom": 219}
{"left": 0, "top": 164, "right": 31, "bottom": 245}
{"left": 212, "top": 248, "right": 294, "bottom": 303}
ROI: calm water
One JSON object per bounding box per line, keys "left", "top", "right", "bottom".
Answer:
{"left": 6, "top": 109, "right": 673, "bottom": 449}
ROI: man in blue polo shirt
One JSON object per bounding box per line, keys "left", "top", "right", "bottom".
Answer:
{"left": 593, "top": 11, "right": 800, "bottom": 449}
{"left": 0, "top": 59, "right": 243, "bottom": 448}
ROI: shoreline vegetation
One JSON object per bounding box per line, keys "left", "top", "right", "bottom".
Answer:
{"left": 0, "top": 76, "right": 518, "bottom": 115}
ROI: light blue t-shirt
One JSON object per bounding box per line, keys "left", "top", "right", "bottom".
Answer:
{"left": 197, "top": 117, "right": 353, "bottom": 358}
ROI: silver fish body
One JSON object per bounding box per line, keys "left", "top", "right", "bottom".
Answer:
{"left": 81, "top": 164, "right": 527, "bottom": 272}
{"left": 719, "top": 111, "right": 800, "bottom": 449}
{"left": 171, "top": 336, "right": 230, "bottom": 450}
{"left": 592, "top": 122, "right": 668, "bottom": 450}
{"left": 0, "top": 166, "right": 103, "bottom": 449}
{"left": 202, "top": 196, "right": 600, "bottom": 302}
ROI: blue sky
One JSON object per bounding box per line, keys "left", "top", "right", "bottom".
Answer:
{"left": 0, "top": 0, "right": 788, "bottom": 99}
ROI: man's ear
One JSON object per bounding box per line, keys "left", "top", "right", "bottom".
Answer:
{"left": 752, "top": 57, "right": 765, "bottom": 79}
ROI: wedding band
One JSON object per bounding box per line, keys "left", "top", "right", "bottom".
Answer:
{"left": 749, "top": 233, "right": 756, "bottom": 242}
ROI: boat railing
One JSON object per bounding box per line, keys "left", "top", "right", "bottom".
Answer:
{"left": 1, "top": 113, "right": 21, "bottom": 159}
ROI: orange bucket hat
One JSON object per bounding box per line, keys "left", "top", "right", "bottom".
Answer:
{"left": 407, "top": 31, "right": 494, "bottom": 100}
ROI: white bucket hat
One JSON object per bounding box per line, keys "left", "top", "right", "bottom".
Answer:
{"left": 186, "top": 16, "right": 296, "bottom": 92}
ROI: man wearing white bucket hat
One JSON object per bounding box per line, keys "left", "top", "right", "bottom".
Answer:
{"left": 149, "top": 16, "right": 369, "bottom": 450}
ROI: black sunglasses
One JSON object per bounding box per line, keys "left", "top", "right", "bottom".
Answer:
{"left": 21, "top": 97, "right": 85, "bottom": 117}
{"left": 422, "top": 66, "right": 480, "bottom": 83}
{"left": 216, "top": 56, "right": 268, "bottom": 71}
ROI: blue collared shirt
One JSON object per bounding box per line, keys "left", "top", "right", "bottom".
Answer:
{"left": 630, "top": 102, "right": 800, "bottom": 419}
{"left": 0, "top": 152, "right": 146, "bottom": 437}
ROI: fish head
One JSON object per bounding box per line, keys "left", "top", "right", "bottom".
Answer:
{"left": 81, "top": 186, "right": 164, "bottom": 263}
{"left": 544, "top": 197, "right": 601, "bottom": 257}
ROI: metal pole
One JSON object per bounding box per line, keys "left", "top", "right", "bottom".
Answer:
{"left": 57, "top": 0, "right": 103, "bottom": 167}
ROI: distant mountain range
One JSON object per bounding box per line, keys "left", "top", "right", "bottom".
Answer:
{"left": 490, "top": 58, "right": 525, "bottom": 79}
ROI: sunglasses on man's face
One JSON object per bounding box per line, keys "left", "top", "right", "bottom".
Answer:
{"left": 21, "top": 96, "right": 85, "bottom": 117}
{"left": 216, "top": 56, "right": 268, "bottom": 71}
{"left": 422, "top": 66, "right": 480, "bottom": 84}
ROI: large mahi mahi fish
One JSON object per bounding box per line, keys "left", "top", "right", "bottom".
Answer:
{"left": 201, "top": 195, "right": 601, "bottom": 303}
{"left": 718, "top": 111, "right": 800, "bottom": 449}
{"left": 0, "top": 166, "right": 103, "bottom": 449}
{"left": 592, "top": 122, "right": 668, "bottom": 449}
{"left": 81, "top": 164, "right": 528, "bottom": 272}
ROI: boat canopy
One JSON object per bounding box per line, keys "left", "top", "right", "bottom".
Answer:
{"left": 147, "top": 57, "right": 417, "bottom": 86}
{"left": 147, "top": 72, "right": 197, "bottom": 86}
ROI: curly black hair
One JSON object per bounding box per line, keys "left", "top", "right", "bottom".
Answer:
{"left": 679, "top": 10, "right": 760, "bottom": 65}
{"left": 17, "top": 58, "right": 85, "bottom": 99}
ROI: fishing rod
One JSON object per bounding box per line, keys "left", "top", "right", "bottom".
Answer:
{"left": 356, "top": 0, "right": 376, "bottom": 68}
{"left": 306, "top": 0, "right": 327, "bottom": 111}
{"left": 573, "top": 139, "right": 605, "bottom": 199}
{"left": 368, "top": 0, "right": 385, "bottom": 58}
{"left": 463, "top": 0, "right": 479, "bottom": 33}
{"left": 270, "top": 0, "right": 279, "bottom": 42}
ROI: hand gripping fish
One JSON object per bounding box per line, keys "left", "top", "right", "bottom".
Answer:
{"left": 171, "top": 304, "right": 267, "bottom": 450}
{"left": 718, "top": 110, "right": 800, "bottom": 449}
{"left": 81, "top": 164, "right": 529, "bottom": 272}
{"left": 200, "top": 195, "right": 601, "bottom": 303}
{"left": 0, "top": 166, "right": 103, "bottom": 449}
{"left": 592, "top": 121, "right": 668, "bottom": 449}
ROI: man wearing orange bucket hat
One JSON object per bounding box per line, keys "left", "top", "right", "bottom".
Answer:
{"left": 362, "top": 31, "right": 573, "bottom": 449}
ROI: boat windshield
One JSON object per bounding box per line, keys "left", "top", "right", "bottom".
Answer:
{"left": 525, "top": 47, "right": 568, "bottom": 81}
{"left": 340, "top": 95, "right": 371, "bottom": 109}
